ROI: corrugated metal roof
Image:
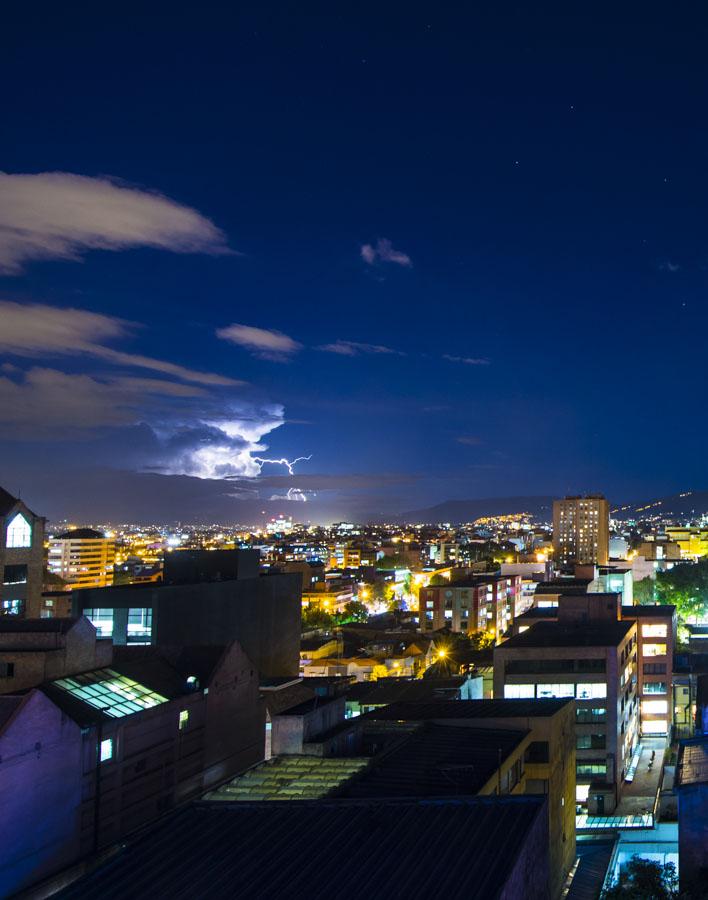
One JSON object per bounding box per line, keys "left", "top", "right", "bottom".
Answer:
{"left": 56, "top": 797, "right": 547, "bottom": 900}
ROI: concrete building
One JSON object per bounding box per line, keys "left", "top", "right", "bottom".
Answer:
{"left": 621, "top": 604, "right": 676, "bottom": 737}
{"left": 553, "top": 494, "right": 609, "bottom": 568}
{"left": 0, "top": 487, "right": 45, "bottom": 618}
{"left": 664, "top": 527, "right": 708, "bottom": 560}
{"left": 0, "top": 617, "right": 111, "bottom": 694}
{"left": 0, "top": 640, "right": 264, "bottom": 896}
{"left": 419, "top": 573, "right": 522, "bottom": 640}
{"left": 48, "top": 528, "right": 116, "bottom": 590}
{"left": 72, "top": 549, "right": 302, "bottom": 679}
{"left": 495, "top": 594, "right": 639, "bottom": 814}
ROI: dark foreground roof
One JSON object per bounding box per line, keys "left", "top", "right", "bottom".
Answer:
{"left": 364, "top": 698, "right": 572, "bottom": 721}
{"left": 54, "top": 527, "right": 106, "bottom": 540}
{"left": 621, "top": 604, "right": 676, "bottom": 617}
{"left": 0, "top": 617, "right": 80, "bottom": 634}
{"left": 57, "top": 797, "right": 547, "bottom": 900}
{"left": 341, "top": 723, "right": 529, "bottom": 798}
{"left": 0, "top": 486, "right": 19, "bottom": 516}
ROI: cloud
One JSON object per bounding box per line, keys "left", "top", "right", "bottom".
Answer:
{"left": 0, "top": 171, "right": 231, "bottom": 273}
{"left": 0, "top": 301, "right": 241, "bottom": 386}
{"left": 457, "top": 435, "right": 482, "bottom": 446}
{"left": 319, "top": 340, "right": 404, "bottom": 357}
{"left": 0, "top": 367, "right": 206, "bottom": 436}
{"left": 360, "top": 238, "right": 412, "bottom": 267}
{"left": 658, "top": 260, "right": 681, "bottom": 272}
{"left": 216, "top": 323, "right": 302, "bottom": 361}
{"left": 443, "top": 354, "right": 490, "bottom": 366}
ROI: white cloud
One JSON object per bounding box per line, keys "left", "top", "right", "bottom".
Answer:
{"left": 0, "top": 301, "right": 241, "bottom": 386}
{"left": 0, "top": 172, "right": 231, "bottom": 273}
{"left": 360, "top": 238, "right": 412, "bottom": 267}
{"left": 319, "top": 340, "right": 404, "bottom": 357}
{"left": 443, "top": 354, "right": 490, "bottom": 366}
{"left": 216, "top": 323, "right": 302, "bottom": 361}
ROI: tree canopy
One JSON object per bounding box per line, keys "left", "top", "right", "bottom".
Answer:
{"left": 655, "top": 559, "right": 708, "bottom": 622}
{"left": 601, "top": 856, "right": 678, "bottom": 900}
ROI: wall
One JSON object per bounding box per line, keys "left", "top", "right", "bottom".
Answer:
{"left": 498, "top": 799, "right": 550, "bottom": 900}
{"left": 678, "top": 784, "right": 708, "bottom": 895}
{"left": 0, "top": 691, "right": 83, "bottom": 897}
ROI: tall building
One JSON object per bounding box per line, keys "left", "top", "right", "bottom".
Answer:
{"left": 0, "top": 486, "right": 45, "bottom": 618}
{"left": 553, "top": 494, "right": 609, "bottom": 568}
{"left": 419, "top": 573, "right": 522, "bottom": 640}
{"left": 48, "top": 528, "right": 116, "bottom": 590}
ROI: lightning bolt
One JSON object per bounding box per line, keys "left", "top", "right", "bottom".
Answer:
{"left": 253, "top": 455, "right": 312, "bottom": 475}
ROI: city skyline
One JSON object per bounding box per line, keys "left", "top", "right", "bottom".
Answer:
{"left": 3, "top": 6, "right": 708, "bottom": 522}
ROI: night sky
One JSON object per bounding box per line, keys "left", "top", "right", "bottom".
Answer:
{"left": 1, "top": 5, "right": 707, "bottom": 523}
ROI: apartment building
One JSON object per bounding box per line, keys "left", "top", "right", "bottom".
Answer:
{"left": 419, "top": 573, "right": 522, "bottom": 640}
{"left": 48, "top": 528, "right": 116, "bottom": 590}
{"left": 553, "top": 495, "right": 609, "bottom": 568}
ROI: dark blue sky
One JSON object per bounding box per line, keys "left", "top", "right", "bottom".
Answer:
{"left": 1, "top": 4, "right": 707, "bottom": 523}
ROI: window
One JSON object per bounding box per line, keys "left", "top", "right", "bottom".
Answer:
{"left": 642, "top": 700, "right": 668, "bottom": 715}
{"left": 0, "top": 662, "right": 15, "bottom": 678}
{"left": 643, "top": 682, "right": 667, "bottom": 695}
{"left": 100, "top": 738, "right": 113, "bottom": 762}
{"left": 6, "top": 513, "right": 31, "bottom": 548}
{"left": 54, "top": 668, "right": 169, "bottom": 718}
{"left": 577, "top": 733, "right": 606, "bottom": 750}
{"left": 84, "top": 608, "right": 114, "bottom": 637}
{"left": 576, "top": 762, "right": 607, "bottom": 777}
{"left": 127, "top": 608, "right": 153, "bottom": 643}
{"left": 2, "top": 564, "right": 27, "bottom": 585}
{"left": 643, "top": 643, "right": 667, "bottom": 657}
{"left": 577, "top": 707, "right": 606, "bottom": 724}
{"left": 643, "top": 662, "right": 666, "bottom": 675}
{"left": 642, "top": 623, "right": 667, "bottom": 638}
{"left": 576, "top": 683, "right": 607, "bottom": 700}
{"left": 179, "top": 709, "right": 189, "bottom": 730}
{"left": 1, "top": 599, "right": 23, "bottom": 615}
{"left": 536, "top": 683, "right": 575, "bottom": 699}
{"left": 504, "top": 684, "right": 534, "bottom": 699}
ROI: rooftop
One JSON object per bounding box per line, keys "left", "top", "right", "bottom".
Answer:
{"left": 54, "top": 528, "right": 106, "bottom": 540}
{"left": 676, "top": 738, "right": 708, "bottom": 788}
{"left": 0, "top": 617, "right": 81, "bottom": 634}
{"left": 363, "top": 698, "right": 572, "bottom": 721}
{"left": 341, "top": 723, "right": 529, "bottom": 798}
{"left": 497, "top": 620, "right": 634, "bottom": 649}
{"left": 56, "top": 797, "right": 548, "bottom": 900}
{"left": 621, "top": 604, "right": 677, "bottom": 617}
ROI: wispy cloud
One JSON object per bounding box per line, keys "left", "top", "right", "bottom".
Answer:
{"left": 360, "top": 238, "right": 412, "bottom": 267}
{"left": 216, "top": 323, "right": 302, "bottom": 361}
{"left": 319, "top": 340, "right": 404, "bottom": 357}
{"left": 0, "top": 172, "right": 231, "bottom": 273}
{"left": 457, "top": 435, "right": 483, "bottom": 446}
{"left": 443, "top": 354, "right": 490, "bottom": 366}
{"left": 658, "top": 260, "right": 681, "bottom": 272}
{"left": 0, "top": 301, "right": 241, "bottom": 386}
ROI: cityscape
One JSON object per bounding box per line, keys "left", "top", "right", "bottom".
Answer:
{"left": 3, "top": 5, "right": 708, "bottom": 900}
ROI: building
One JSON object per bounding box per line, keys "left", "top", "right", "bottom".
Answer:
{"left": 664, "top": 527, "right": 708, "bottom": 560}
{"left": 360, "top": 698, "right": 575, "bottom": 899}
{"left": 0, "top": 616, "right": 111, "bottom": 694}
{"left": 675, "top": 737, "right": 708, "bottom": 895}
{"left": 495, "top": 595, "right": 638, "bottom": 814}
{"left": 0, "top": 486, "right": 45, "bottom": 618}
{"left": 72, "top": 549, "right": 302, "bottom": 679}
{"left": 418, "top": 573, "right": 522, "bottom": 640}
{"left": 49, "top": 797, "right": 551, "bottom": 900}
{"left": 621, "top": 604, "right": 676, "bottom": 737}
{"left": 553, "top": 494, "right": 609, "bottom": 568}
{"left": 0, "top": 640, "right": 264, "bottom": 896}
{"left": 48, "top": 528, "right": 116, "bottom": 590}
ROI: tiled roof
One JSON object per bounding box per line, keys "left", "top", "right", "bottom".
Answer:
{"left": 56, "top": 796, "right": 548, "bottom": 900}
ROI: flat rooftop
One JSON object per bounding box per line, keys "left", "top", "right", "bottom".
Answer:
{"left": 497, "top": 620, "right": 634, "bottom": 649}
{"left": 676, "top": 738, "right": 708, "bottom": 788}
{"left": 363, "top": 698, "right": 572, "bottom": 721}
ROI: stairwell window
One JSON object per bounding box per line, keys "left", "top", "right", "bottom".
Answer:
{"left": 6, "top": 513, "right": 31, "bottom": 548}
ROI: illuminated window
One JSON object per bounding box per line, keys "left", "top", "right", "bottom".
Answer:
{"left": 642, "top": 624, "right": 667, "bottom": 638}
{"left": 504, "top": 684, "right": 534, "bottom": 699}
{"left": 6, "top": 513, "right": 31, "bottom": 548}
{"left": 127, "top": 608, "right": 153, "bottom": 643}
{"left": 1, "top": 599, "right": 23, "bottom": 615}
{"left": 643, "top": 643, "right": 667, "bottom": 658}
{"left": 576, "top": 683, "right": 607, "bottom": 700}
{"left": 642, "top": 700, "right": 668, "bottom": 715}
{"left": 100, "top": 738, "right": 113, "bottom": 762}
{"left": 536, "top": 683, "right": 575, "bottom": 699}
{"left": 643, "top": 682, "right": 666, "bottom": 694}
{"left": 179, "top": 709, "right": 189, "bottom": 730}
{"left": 84, "top": 608, "right": 114, "bottom": 637}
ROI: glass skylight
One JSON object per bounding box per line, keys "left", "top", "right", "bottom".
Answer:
{"left": 53, "top": 668, "right": 169, "bottom": 718}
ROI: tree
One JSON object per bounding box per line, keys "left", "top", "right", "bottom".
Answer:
{"left": 336, "top": 600, "right": 369, "bottom": 623}
{"left": 429, "top": 573, "right": 447, "bottom": 586}
{"left": 376, "top": 554, "right": 406, "bottom": 570}
{"left": 469, "top": 630, "right": 495, "bottom": 650}
{"left": 601, "top": 856, "right": 678, "bottom": 899}
{"left": 655, "top": 559, "right": 708, "bottom": 623}
{"left": 301, "top": 605, "right": 333, "bottom": 631}
{"left": 633, "top": 577, "right": 656, "bottom": 604}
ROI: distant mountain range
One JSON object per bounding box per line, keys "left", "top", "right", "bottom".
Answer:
{"left": 398, "top": 490, "right": 708, "bottom": 524}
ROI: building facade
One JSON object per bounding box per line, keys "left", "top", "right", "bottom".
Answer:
{"left": 0, "top": 487, "right": 45, "bottom": 618}
{"left": 553, "top": 495, "right": 609, "bottom": 568}
{"left": 419, "top": 574, "right": 522, "bottom": 640}
{"left": 48, "top": 528, "right": 116, "bottom": 590}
